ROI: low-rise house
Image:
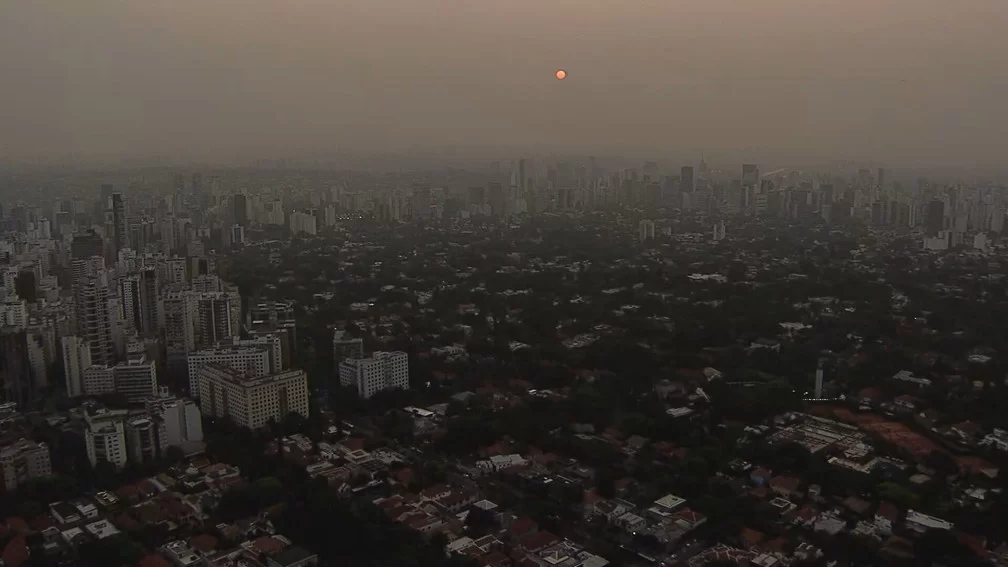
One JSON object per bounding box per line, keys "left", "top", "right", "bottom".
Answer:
{"left": 875, "top": 502, "right": 900, "bottom": 535}
{"left": 769, "top": 476, "right": 801, "bottom": 499}
{"left": 905, "top": 510, "right": 953, "bottom": 534}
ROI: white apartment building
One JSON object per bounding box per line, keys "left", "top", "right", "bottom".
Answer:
{"left": 0, "top": 438, "right": 52, "bottom": 491}
{"left": 199, "top": 366, "right": 309, "bottom": 430}
{"left": 113, "top": 354, "right": 158, "bottom": 403}
{"left": 145, "top": 388, "right": 203, "bottom": 452}
{"left": 232, "top": 334, "right": 285, "bottom": 373}
{"left": 338, "top": 351, "right": 409, "bottom": 399}
{"left": 62, "top": 336, "right": 92, "bottom": 398}
{"left": 84, "top": 410, "right": 128, "bottom": 469}
{"left": 186, "top": 346, "right": 271, "bottom": 397}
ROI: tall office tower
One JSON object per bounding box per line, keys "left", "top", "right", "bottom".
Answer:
{"left": 680, "top": 166, "right": 695, "bottom": 193}
{"left": 926, "top": 200, "right": 945, "bottom": 237}
{"left": 199, "top": 366, "right": 310, "bottom": 429}
{"left": 411, "top": 185, "right": 432, "bottom": 220}
{"left": 120, "top": 273, "right": 143, "bottom": 332}
{"left": 814, "top": 359, "right": 824, "bottom": 399}
{"left": 84, "top": 410, "right": 128, "bottom": 468}
{"left": 0, "top": 329, "right": 33, "bottom": 406}
{"left": 638, "top": 220, "right": 656, "bottom": 242}
{"left": 100, "top": 184, "right": 114, "bottom": 207}
{"left": 161, "top": 292, "right": 196, "bottom": 353}
{"left": 194, "top": 292, "right": 239, "bottom": 348}
{"left": 877, "top": 168, "right": 886, "bottom": 190}
{"left": 487, "top": 182, "right": 506, "bottom": 217}
{"left": 125, "top": 417, "right": 161, "bottom": 463}
{"left": 742, "top": 164, "right": 760, "bottom": 187}
{"left": 518, "top": 159, "right": 528, "bottom": 192}
{"left": 191, "top": 173, "right": 203, "bottom": 195}
{"left": 233, "top": 194, "right": 248, "bottom": 227}
{"left": 76, "top": 277, "right": 115, "bottom": 367}
{"left": 138, "top": 267, "right": 159, "bottom": 337}
{"left": 174, "top": 173, "right": 185, "bottom": 193}
{"left": 71, "top": 229, "right": 105, "bottom": 260}
{"left": 333, "top": 330, "right": 364, "bottom": 369}
{"left": 62, "top": 336, "right": 92, "bottom": 398}
{"left": 186, "top": 345, "right": 271, "bottom": 397}
{"left": 0, "top": 439, "right": 52, "bottom": 491}
{"left": 113, "top": 354, "right": 158, "bottom": 403}
{"left": 111, "top": 192, "right": 127, "bottom": 254}
{"left": 338, "top": 351, "right": 409, "bottom": 400}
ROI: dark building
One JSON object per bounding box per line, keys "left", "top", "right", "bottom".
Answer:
{"left": 100, "top": 184, "right": 114, "bottom": 207}
{"left": 71, "top": 229, "right": 104, "bottom": 260}
{"left": 233, "top": 194, "right": 248, "bottom": 227}
{"left": 111, "top": 192, "right": 127, "bottom": 254}
{"left": 174, "top": 173, "right": 185, "bottom": 193}
{"left": 680, "top": 166, "right": 695, "bottom": 193}
{"left": 0, "top": 329, "right": 32, "bottom": 407}
{"left": 14, "top": 269, "right": 36, "bottom": 304}
{"left": 192, "top": 173, "right": 203, "bottom": 194}
{"left": 926, "top": 200, "right": 945, "bottom": 236}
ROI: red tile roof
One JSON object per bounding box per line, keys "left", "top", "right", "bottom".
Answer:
{"left": 509, "top": 517, "right": 538, "bottom": 536}
{"left": 136, "top": 554, "right": 173, "bottom": 567}
{"left": 189, "top": 534, "right": 218, "bottom": 553}
{"left": 521, "top": 530, "right": 558, "bottom": 551}
{"left": 1, "top": 535, "right": 28, "bottom": 567}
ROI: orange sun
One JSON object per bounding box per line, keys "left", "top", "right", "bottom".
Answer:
{"left": 555, "top": 69, "right": 567, "bottom": 80}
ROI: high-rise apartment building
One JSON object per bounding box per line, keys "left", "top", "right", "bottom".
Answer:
{"left": 0, "top": 439, "right": 52, "bottom": 491}
{"left": 233, "top": 194, "right": 248, "bottom": 227}
{"left": 84, "top": 410, "right": 128, "bottom": 469}
{"left": 62, "top": 336, "right": 92, "bottom": 398}
{"left": 333, "top": 330, "right": 364, "bottom": 369}
{"left": 338, "top": 351, "right": 409, "bottom": 400}
{"left": 680, "top": 166, "right": 695, "bottom": 194}
{"left": 125, "top": 417, "right": 160, "bottom": 463}
{"left": 186, "top": 346, "right": 271, "bottom": 397}
{"left": 161, "top": 291, "right": 196, "bottom": 353}
{"left": 145, "top": 388, "right": 203, "bottom": 452}
{"left": 199, "top": 366, "right": 309, "bottom": 429}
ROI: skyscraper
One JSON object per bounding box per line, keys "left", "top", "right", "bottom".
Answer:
{"left": 926, "top": 200, "right": 945, "bottom": 237}
{"left": 233, "top": 194, "right": 248, "bottom": 227}
{"left": 174, "top": 174, "right": 185, "bottom": 193}
{"left": 62, "top": 336, "right": 92, "bottom": 398}
{"left": 71, "top": 229, "right": 104, "bottom": 260}
{"left": 680, "top": 166, "right": 695, "bottom": 193}
{"left": 111, "top": 193, "right": 127, "bottom": 254}
{"left": 742, "top": 164, "right": 760, "bottom": 187}
{"left": 0, "top": 329, "right": 33, "bottom": 406}
{"left": 191, "top": 173, "right": 203, "bottom": 195}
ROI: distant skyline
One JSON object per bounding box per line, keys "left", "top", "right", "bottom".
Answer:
{"left": 2, "top": 1, "right": 1007, "bottom": 166}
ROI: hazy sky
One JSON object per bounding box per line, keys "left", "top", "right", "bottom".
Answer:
{"left": 2, "top": 1, "right": 1006, "bottom": 165}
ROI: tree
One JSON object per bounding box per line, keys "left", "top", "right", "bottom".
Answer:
{"left": 165, "top": 445, "right": 185, "bottom": 463}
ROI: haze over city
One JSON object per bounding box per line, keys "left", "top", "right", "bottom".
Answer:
{"left": 4, "top": 3, "right": 1008, "bottom": 567}
{"left": 2, "top": 0, "right": 1008, "bottom": 166}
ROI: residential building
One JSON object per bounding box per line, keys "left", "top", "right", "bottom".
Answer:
{"left": 0, "top": 438, "right": 52, "bottom": 491}
{"left": 145, "top": 388, "right": 204, "bottom": 452}
{"left": 338, "top": 351, "right": 409, "bottom": 399}
{"left": 125, "top": 417, "right": 160, "bottom": 463}
{"left": 113, "top": 354, "right": 158, "bottom": 403}
{"left": 199, "top": 366, "right": 309, "bottom": 429}
{"left": 333, "top": 330, "right": 363, "bottom": 367}
{"left": 62, "top": 336, "right": 92, "bottom": 398}
{"left": 84, "top": 410, "right": 128, "bottom": 469}
{"left": 186, "top": 346, "right": 271, "bottom": 397}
